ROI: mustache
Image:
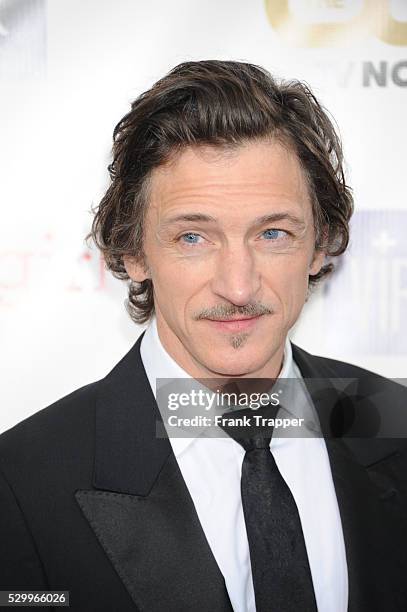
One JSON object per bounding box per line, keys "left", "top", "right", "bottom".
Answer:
{"left": 194, "top": 303, "right": 273, "bottom": 320}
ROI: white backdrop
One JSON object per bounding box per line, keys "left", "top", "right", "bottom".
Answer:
{"left": 1, "top": 0, "right": 406, "bottom": 433}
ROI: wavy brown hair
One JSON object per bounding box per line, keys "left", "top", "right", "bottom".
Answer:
{"left": 87, "top": 60, "right": 353, "bottom": 324}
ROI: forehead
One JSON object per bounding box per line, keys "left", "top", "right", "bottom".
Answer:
{"left": 147, "top": 139, "right": 312, "bottom": 218}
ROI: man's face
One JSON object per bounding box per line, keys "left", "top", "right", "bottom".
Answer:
{"left": 125, "top": 140, "right": 325, "bottom": 378}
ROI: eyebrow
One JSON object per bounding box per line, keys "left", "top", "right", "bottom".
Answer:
{"left": 160, "top": 212, "right": 306, "bottom": 230}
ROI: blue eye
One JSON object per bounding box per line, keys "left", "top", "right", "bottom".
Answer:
{"left": 263, "top": 229, "right": 285, "bottom": 240}
{"left": 180, "top": 232, "right": 201, "bottom": 244}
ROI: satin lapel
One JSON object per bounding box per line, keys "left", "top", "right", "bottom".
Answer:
{"left": 321, "top": 438, "right": 397, "bottom": 612}
{"left": 291, "top": 343, "right": 403, "bottom": 612}
{"left": 75, "top": 333, "right": 232, "bottom": 612}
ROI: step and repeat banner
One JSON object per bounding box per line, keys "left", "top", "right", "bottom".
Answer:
{"left": 1, "top": 0, "right": 406, "bottom": 432}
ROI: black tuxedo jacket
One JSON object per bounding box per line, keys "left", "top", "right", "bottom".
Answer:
{"left": 1, "top": 334, "right": 407, "bottom": 612}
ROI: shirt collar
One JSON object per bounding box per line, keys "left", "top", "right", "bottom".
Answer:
{"left": 140, "top": 316, "right": 317, "bottom": 456}
{"left": 141, "top": 316, "right": 296, "bottom": 385}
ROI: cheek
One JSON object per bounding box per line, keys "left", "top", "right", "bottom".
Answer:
{"left": 266, "top": 256, "right": 310, "bottom": 308}
{"left": 150, "top": 257, "right": 206, "bottom": 315}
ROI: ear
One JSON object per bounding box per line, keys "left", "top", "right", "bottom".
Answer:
{"left": 309, "top": 248, "right": 326, "bottom": 276}
{"left": 309, "top": 224, "right": 329, "bottom": 276}
{"left": 123, "top": 255, "right": 150, "bottom": 283}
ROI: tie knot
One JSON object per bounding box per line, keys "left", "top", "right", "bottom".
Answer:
{"left": 240, "top": 435, "right": 272, "bottom": 452}
{"left": 218, "top": 403, "right": 279, "bottom": 450}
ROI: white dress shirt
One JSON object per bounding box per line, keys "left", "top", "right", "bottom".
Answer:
{"left": 140, "top": 317, "right": 348, "bottom": 612}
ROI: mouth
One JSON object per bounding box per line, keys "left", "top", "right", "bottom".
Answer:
{"left": 203, "top": 315, "right": 263, "bottom": 333}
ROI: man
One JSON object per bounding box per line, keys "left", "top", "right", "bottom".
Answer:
{"left": 0, "top": 60, "right": 406, "bottom": 612}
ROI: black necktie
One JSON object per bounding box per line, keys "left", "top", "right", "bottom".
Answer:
{"left": 220, "top": 405, "right": 318, "bottom": 612}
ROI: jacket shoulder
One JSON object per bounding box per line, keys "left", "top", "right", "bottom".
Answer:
{"left": 0, "top": 380, "right": 101, "bottom": 461}
{"left": 292, "top": 342, "right": 407, "bottom": 418}
{"left": 292, "top": 343, "right": 404, "bottom": 384}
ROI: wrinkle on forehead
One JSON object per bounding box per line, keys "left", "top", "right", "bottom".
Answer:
{"left": 147, "top": 139, "right": 313, "bottom": 225}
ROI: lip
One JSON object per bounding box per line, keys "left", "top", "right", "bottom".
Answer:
{"left": 204, "top": 315, "right": 262, "bottom": 332}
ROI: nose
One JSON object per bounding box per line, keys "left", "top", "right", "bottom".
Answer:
{"left": 210, "top": 243, "right": 261, "bottom": 306}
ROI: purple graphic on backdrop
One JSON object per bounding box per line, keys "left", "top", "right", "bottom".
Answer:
{"left": 0, "top": 0, "right": 46, "bottom": 79}
{"left": 323, "top": 211, "right": 407, "bottom": 355}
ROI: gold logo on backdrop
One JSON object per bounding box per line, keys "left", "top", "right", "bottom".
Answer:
{"left": 264, "top": 0, "right": 407, "bottom": 46}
